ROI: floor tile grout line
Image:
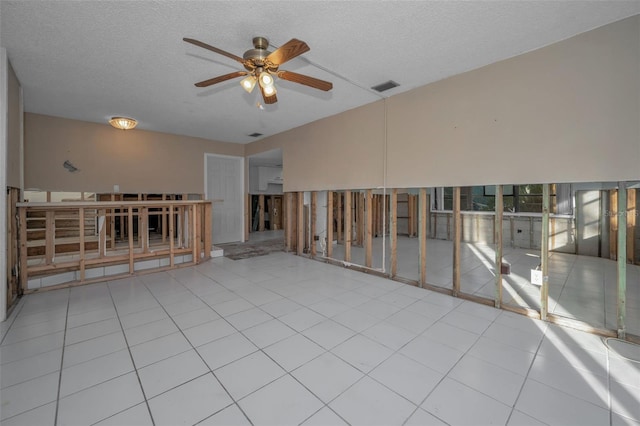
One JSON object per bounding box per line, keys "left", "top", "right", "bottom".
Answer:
{"left": 106, "top": 279, "right": 157, "bottom": 426}
{"left": 53, "top": 290, "right": 71, "bottom": 426}
{"left": 138, "top": 273, "right": 256, "bottom": 425}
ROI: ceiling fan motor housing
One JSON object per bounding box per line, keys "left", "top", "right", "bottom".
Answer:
{"left": 243, "top": 37, "right": 272, "bottom": 69}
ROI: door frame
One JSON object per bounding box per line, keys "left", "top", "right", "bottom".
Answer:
{"left": 204, "top": 153, "right": 245, "bottom": 243}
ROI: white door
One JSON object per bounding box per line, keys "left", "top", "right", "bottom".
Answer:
{"left": 205, "top": 154, "right": 244, "bottom": 244}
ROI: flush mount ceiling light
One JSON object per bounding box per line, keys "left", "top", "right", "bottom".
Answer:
{"left": 183, "top": 36, "right": 333, "bottom": 105}
{"left": 109, "top": 116, "right": 138, "bottom": 130}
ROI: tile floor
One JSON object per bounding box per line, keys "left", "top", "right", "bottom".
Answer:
{"left": 329, "top": 236, "right": 640, "bottom": 336}
{"left": 1, "top": 252, "right": 639, "bottom": 425}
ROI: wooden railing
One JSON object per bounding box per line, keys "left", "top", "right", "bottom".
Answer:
{"left": 17, "top": 200, "right": 212, "bottom": 292}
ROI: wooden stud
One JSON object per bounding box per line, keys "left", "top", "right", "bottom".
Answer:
{"left": 110, "top": 193, "right": 116, "bottom": 249}
{"left": 365, "top": 189, "right": 373, "bottom": 268}
{"left": 452, "top": 187, "right": 461, "bottom": 296}
{"left": 142, "top": 207, "right": 149, "bottom": 253}
{"left": 203, "top": 202, "right": 212, "bottom": 261}
{"left": 494, "top": 185, "right": 503, "bottom": 308}
{"left": 169, "top": 204, "right": 175, "bottom": 267}
{"left": 285, "top": 193, "right": 293, "bottom": 252}
{"left": 194, "top": 204, "right": 202, "bottom": 263}
{"left": 407, "top": 194, "right": 414, "bottom": 237}
{"left": 79, "top": 208, "right": 86, "bottom": 281}
{"left": 617, "top": 183, "right": 627, "bottom": 339}
{"left": 390, "top": 189, "right": 398, "bottom": 278}
{"left": 19, "top": 207, "right": 28, "bottom": 293}
{"left": 610, "top": 189, "right": 618, "bottom": 260}
{"left": 627, "top": 189, "right": 636, "bottom": 265}
{"left": 311, "top": 191, "right": 317, "bottom": 257}
{"left": 162, "top": 194, "right": 167, "bottom": 243}
{"left": 45, "top": 211, "right": 55, "bottom": 265}
{"left": 99, "top": 209, "right": 106, "bottom": 258}
{"left": 540, "top": 184, "right": 550, "bottom": 320}
{"left": 356, "top": 192, "right": 364, "bottom": 246}
{"left": 344, "top": 190, "right": 352, "bottom": 262}
{"left": 259, "top": 194, "right": 265, "bottom": 232}
{"left": 137, "top": 194, "right": 143, "bottom": 248}
{"left": 337, "top": 192, "right": 343, "bottom": 243}
{"left": 419, "top": 188, "right": 427, "bottom": 287}
{"left": 128, "top": 206, "right": 134, "bottom": 274}
{"left": 297, "top": 192, "right": 304, "bottom": 256}
{"left": 326, "top": 191, "right": 334, "bottom": 258}
{"left": 270, "top": 195, "right": 276, "bottom": 230}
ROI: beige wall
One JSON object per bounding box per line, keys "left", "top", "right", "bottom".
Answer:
{"left": 247, "top": 101, "right": 386, "bottom": 192}
{"left": 24, "top": 113, "right": 243, "bottom": 193}
{"left": 247, "top": 15, "right": 640, "bottom": 191}
{"left": 6, "top": 61, "right": 21, "bottom": 188}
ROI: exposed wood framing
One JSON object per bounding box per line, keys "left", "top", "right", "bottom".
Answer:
{"left": 128, "top": 207, "right": 134, "bottom": 273}
{"left": 418, "top": 188, "right": 427, "bottom": 287}
{"left": 356, "top": 192, "right": 364, "bottom": 246}
{"left": 344, "top": 190, "right": 352, "bottom": 262}
{"left": 610, "top": 189, "right": 618, "bottom": 260}
{"left": 617, "top": 183, "right": 627, "bottom": 339}
{"left": 285, "top": 192, "right": 292, "bottom": 252}
{"left": 311, "top": 191, "right": 317, "bottom": 257}
{"left": 245, "top": 193, "right": 250, "bottom": 242}
{"left": 452, "top": 187, "right": 461, "bottom": 296}
{"left": 540, "top": 184, "right": 550, "bottom": 320}
{"left": 45, "top": 211, "right": 54, "bottom": 265}
{"left": 297, "top": 192, "right": 304, "bottom": 256}
{"left": 336, "top": 192, "right": 343, "bottom": 244}
{"left": 365, "top": 189, "right": 373, "bottom": 268}
{"left": 390, "top": 189, "right": 397, "bottom": 278}
{"left": 258, "top": 194, "right": 265, "bottom": 232}
{"left": 494, "top": 185, "right": 503, "bottom": 308}
{"left": 326, "top": 191, "right": 333, "bottom": 258}
{"left": 627, "top": 189, "right": 636, "bottom": 264}
{"left": 79, "top": 208, "right": 86, "bottom": 281}
{"left": 19, "top": 207, "right": 27, "bottom": 293}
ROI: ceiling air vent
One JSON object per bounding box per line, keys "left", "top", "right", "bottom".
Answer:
{"left": 371, "top": 80, "right": 399, "bottom": 93}
{"left": 248, "top": 132, "right": 263, "bottom": 138}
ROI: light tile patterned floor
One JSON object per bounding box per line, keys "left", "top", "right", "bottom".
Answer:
{"left": 1, "top": 252, "right": 639, "bottom": 425}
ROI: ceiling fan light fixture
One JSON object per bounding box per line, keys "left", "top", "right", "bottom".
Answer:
{"left": 263, "top": 84, "right": 276, "bottom": 96}
{"left": 109, "top": 116, "right": 137, "bottom": 130}
{"left": 240, "top": 75, "right": 257, "bottom": 93}
{"left": 258, "top": 71, "right": 274, "bottom": 87}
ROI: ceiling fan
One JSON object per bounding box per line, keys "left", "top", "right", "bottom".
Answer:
{"left": 183, "top": 36, "right": 333, "bottom": 105}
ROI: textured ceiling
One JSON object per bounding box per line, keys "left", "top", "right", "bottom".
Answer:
{"left": 1, "top": 1, "right": 639, "bottom": 144}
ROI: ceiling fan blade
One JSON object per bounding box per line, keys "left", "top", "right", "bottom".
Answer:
{"left": 195, "top": 71, "right": 247, "bottom": 87}
{"left": 183, "top": 37, "right": 246, "bottom": 65}
{"left": 277, "top": 70, "right": 333, "bottom": 91}
{"left": 266, "top": 39, "right": 310, "bottom": 66}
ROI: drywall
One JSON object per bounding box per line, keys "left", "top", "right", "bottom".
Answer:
{"left": 387, "top": 15, "right": 640, "bottom": 188}
{"left": 24, "top": 113, "right": 243, "bottom": 193}
{"left": 6, "top": 60, "right": 21, "bottom": 188}
{"left": 246, "top": 16, "right": 639, "bottom": 192}
{"left": 247, "top": 101, "right": 386, "bottom": 192}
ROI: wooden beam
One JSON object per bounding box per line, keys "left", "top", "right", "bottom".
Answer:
{"left": 326, "top": 191, "right": 334, "bottom": 258}
{"left": 285, "top": 193, "right": 293, "bottom": 252}
{"left": 128, "top": 207, "right": 134, "bottom": 274}
{"left": 337, "top": 192, "right": 343, "bottom": 243}
{"left": 79, "top": 208, "right": 86, "bottom": 281}
{"left": 419, "top": 188, "right": 427, "bottom": 287}
{"left": 494, "top": 185, "right": 503, "bottom": 308}
{"left": 162, "top": 194, "right": 167, "bottom": 243}
{"left": 357, "top": 192, "right": 364, "bottom": 246}
{"left": 540, "top": 184, "right": 550, "bottom": 320}
{"left": 110, "top": 193, "right": 116, "bottom": 249}
{"left": 627, "top": 188, "right": 636, "bottom": 265}
{"left": 142, "top": 207, "right": 149, "bottom": 253}
{"left": 311, "top": 191, "right": 317, "bottom": 257}
{"left": 452, "top": 187, "right": 461, "bottom": 296}
{"left": 390, "top": 189, "right": 397, "bottom": 278}
{"left": 610, "top": 189, "right": 618, "bottom": 260}
{"left": 169, "top": 204, "right": 175, "bottom": 267}
{"left": 45, "top": 211, "right": 55, "bottom": 265}
{"left": 195, "top": 204, "right": 202, "bottom": 263}
{"left": 99, "top": 209, "right": 106, "bottom": 258}
{"left": 344, "top": 190, "right": 352, "bottom": 262}
{"left": 203, "top": 202, "right": 212, "bottom": 261}
{"left": 297, "top": 192, "right": 304, "bottom": 256}
{"left": 19, "top": 207, "right": 28, "bottom": 293}
{"left": 365, "top": 189, "right": 373, "bottom": 268}
{"left": 258, "top": 194, "right": 265, "bottom": 232}
{"left": 617, "top": 183, "right": 627, "bottom": 339}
